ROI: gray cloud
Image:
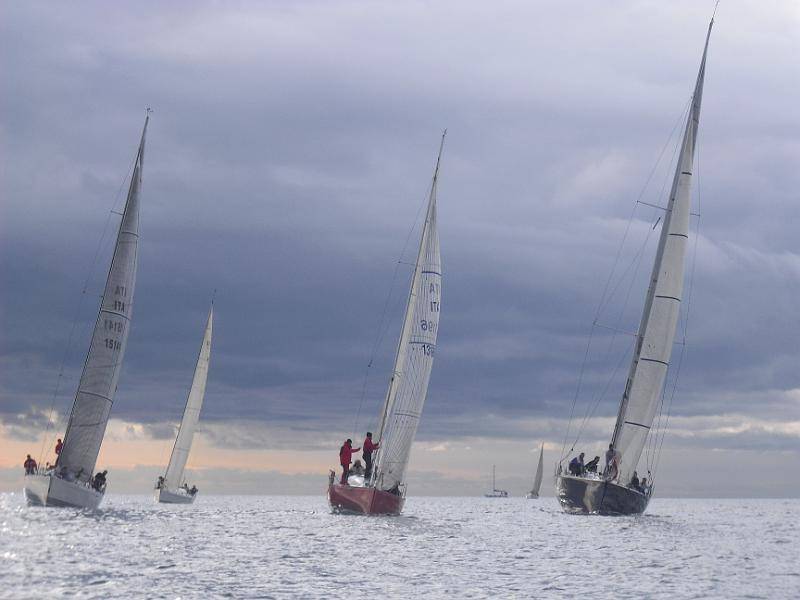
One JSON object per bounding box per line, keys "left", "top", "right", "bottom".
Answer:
{"left": 1, "top": 1, "right": 799, "bottom": 494}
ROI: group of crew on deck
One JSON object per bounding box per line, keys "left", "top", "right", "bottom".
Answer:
{"left": 567, "top": 443, "right": 649, "bottom": 494}
{"left": 22, "top": 438, "right": 108, "bottom": 492}
{"left": 338, "top": 432, "right": 379, "bottom": 485}
{"left": 155, "top": 476, "right": 198, "bottom": 496}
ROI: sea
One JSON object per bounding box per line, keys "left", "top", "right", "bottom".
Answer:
{"left": 0, "top": 494, "right": 797, "bottom": 599}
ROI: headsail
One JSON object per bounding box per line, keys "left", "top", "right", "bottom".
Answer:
{"left": 163, "top": 306, "right": 213, "bottom": 490}
{"left": 611, "top": 21, "right": 713, "bottom": 485}
{"left": 373, "top": 134, "right": 444, "bottom": 492}
{"left": 59, "top": 116, "right": 148, "bottom": 482}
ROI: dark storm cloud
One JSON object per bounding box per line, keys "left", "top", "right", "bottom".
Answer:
{"left": 2, "top": 0, "right": 799, "bottom": 462}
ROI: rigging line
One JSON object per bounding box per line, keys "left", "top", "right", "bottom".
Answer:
{"left": 561, "top": 97, "right": 691, "bottom": 461}
{"left": 37, "top": 151, "right": 138, "bottom": 466}
{"left": 595, "top": 96, "right": 691, "bottom": 321}
{"left": 351, "top": 171, "right": 432, "bottom": 440}
{"left": 571, "top": 342, "right": 634, "bottom": 450}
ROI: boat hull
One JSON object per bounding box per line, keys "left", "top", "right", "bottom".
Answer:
{"left": 156, "top": 488, "right": 196, "bottom": 504}
{"left": 525, "top": 493, "right": 539, "bottom": 499}
{"left": 328, "top": 484, "right": 405, "bottom": 515}
{"left": 556, "top": 475, "right": 649, "bottom": 515}
{"left": 24, "top": 473, "right": 104, "bottom": 509}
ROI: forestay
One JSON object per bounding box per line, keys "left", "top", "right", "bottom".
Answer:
{"left": 164, "top": 307, "right": 213, "bottom": 490}
{"left": 611, "top": 22, "right": 712, "bottom": 485}
{"left": 59, "top": 117, "right": 148, "bottom": 482}
{"left": 373, "top": 136, "right": 444, "bottom": 493}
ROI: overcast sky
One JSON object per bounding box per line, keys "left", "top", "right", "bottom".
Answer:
{"left": 1, "top": 0, "right": 799, "bottom": 497}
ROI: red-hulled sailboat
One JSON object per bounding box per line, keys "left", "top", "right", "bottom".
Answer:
{"left": 328, "top": 133, "right": 444, "bottom": 516}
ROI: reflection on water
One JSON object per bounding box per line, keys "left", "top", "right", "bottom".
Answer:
{"left": 1, "top": 494, "right": 798, "bottom": 599}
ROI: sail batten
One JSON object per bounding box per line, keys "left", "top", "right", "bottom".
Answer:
{"left": 163, "top": 307, "right": 213, "bottom": 490}
{"left": 373, "top": 135, "right": 444, "bottom": 492}
{"left": 610, "top": 22, "right": 712, "bottom": 485}
{"left": 59, "top": 117, "right": 147, "bottom": 481}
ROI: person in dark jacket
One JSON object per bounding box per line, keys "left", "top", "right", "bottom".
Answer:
{"left": 339, "top": 439, "right": 361, "bottom": 485}
{"left": 630, "top": 471, "right": 640, "bottom": 490}
{"left": 92, "top": 470, "right": 107, "bottom": 491}
{"left": 585, "top": 456, "right": 600, "bottom": 473}
{"left": 24, "top": 455, "right": 37, "bottom": 475}
{"left": 362, "top": 432, "right": 379, "bottom": 479}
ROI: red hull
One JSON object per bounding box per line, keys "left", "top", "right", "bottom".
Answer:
{"left": 327, "top": 484, "right": 405, "bottom": 515}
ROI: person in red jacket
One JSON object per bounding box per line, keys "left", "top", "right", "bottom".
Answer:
{"left": 24, "top": 454, "right": 37, "bottom": 475}
{"left": 54, "top": 438, "right": 63, "bottom": 465}
{"left": 362, "top": 432, "right": 379, "bottom": 480}
{"left": 338, "top": 439, "right": 360, "bottom": 485}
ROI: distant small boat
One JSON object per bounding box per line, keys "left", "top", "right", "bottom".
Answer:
{"left": 557, "top": 17, "right": 714, "bottom": 516}
{"left": 155, "top": 305, "right": 213, "bottom": 504}
{"left": 328, "top": 132, "right": 445, "bottom": 516}
{"left": 525, "top": 444, "right": 544, "bottom": 499}
{"left": 484, "top": 465, "right": 509, "bottom": 498}
{"left": 25, "top": 114, "right": 149, "bottom": 509}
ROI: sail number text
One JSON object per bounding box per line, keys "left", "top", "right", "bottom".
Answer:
{"left": 420, "top": 319, "right": 437, "bottom": 334}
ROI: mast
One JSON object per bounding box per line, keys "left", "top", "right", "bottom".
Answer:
{"left": 610, "top": 20, "right": 712, "bottom": 485}
{"left": 371, "top": 132, "right": 445, "bottom": 491}
{"left": 59, "top": 113, "right": 148, "bottom": 481}
{"left": 163, "top": 304, "right": 213, "bottom": 490}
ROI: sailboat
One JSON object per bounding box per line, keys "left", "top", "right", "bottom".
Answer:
{"left": 25, "top": 114, "right": 149, "bottom": 509}
{"left": 155, "top": 305, "right": 213, "bottom": 504}
{"left": 327, "top": 133, "right": 445, "bottom": 516}
{"left": 556, "top": 17, "right": 713, "bottom": 516}
{"left": 526, "top": 444, "right": 544, "bottom": 499}
{"left": 484, "top": 464, "right": 509, "bottom": 498}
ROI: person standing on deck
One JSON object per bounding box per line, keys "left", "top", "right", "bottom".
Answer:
{"left": 362, "top": 432, "right": 379, "bottom": 480}
{"left": 338, "top": 439, "right": 360, "bottom": 485}
{"left": 24, "top": 455, "right": 37, "bottom": 475}
{"left": 54, "top": 438, "right": 63, "bottom": 465}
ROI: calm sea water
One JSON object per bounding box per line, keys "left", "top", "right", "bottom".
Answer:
{"left": 1, "top": 493, "right": 797, "bottom": 599}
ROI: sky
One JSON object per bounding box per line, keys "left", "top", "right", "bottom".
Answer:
{"left": 1, "top": 0, "right": 799, "bottom": 497}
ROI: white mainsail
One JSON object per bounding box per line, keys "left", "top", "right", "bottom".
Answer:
{"left": 530, "top": 444, "right": 544, "bottom": 498}
{"left": 163, "top": 306, "right": 213, "bottom": 490}
{"left": 59, "top": 116, "right": 148, "bottom": 482}
{"left": 610, "top": 22, "right": 712, "bottom": 486}
{"left": 373, "top": 134, "right": 444, "bottom": 493}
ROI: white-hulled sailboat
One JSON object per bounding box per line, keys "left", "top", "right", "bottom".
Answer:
{"left": 526, "top": 444, "right": 544, "bottom": 499}
{"left": 484, "top": 464, "right": 509, "bottom": 498}
{"left": 25, "top": 114, "right": 148, "bottom": 509}
{"left": 328, "top": 133, "right": 444, "bottom": 516}
{"left": 556, "top": 17, "right": 713, "bottom": 516}
{"left": 155, "top": 305, "right": 213, "bottom": 504}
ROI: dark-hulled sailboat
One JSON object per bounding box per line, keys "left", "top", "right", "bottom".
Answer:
{"left": 557, "top": 18, "right": 713, "bottom": 516}
{"left": 25, "top": 114, "right": 148, "bottom": 509}
{"left": 328, "top": 133, "right": 444, "bottom": 515}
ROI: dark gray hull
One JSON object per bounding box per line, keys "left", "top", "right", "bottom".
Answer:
{"left": 556, "top": 475, "right": 650, "bottom": 516}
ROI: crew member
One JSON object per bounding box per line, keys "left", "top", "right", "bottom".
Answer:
{"left": 24, "top": 454, "right": 37, "bottom": 475}
{"left": 92, "top": 470, "right": 107, "bottom": 491}
{"left": 585, "top": 456, "right": 600, "bottom": 473}
{"left": 54, "top": 438, "right": 63, "bottom": 465}
{"left": 362, "top": 432, "right": 379, "bottom": 479}
{"left": 338, "top": 439, "right": 360, "bottom": 485}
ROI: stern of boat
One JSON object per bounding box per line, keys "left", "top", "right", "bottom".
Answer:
{"left": 556, "top": 474, "right": 649, "bottom": 515}
{"left": 327, "top": 472, "right": 405, "bottom": 515}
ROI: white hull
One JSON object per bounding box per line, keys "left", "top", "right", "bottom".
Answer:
{"left": 24, "top": 473, "right": 103, "bottom": 509}
{"left": 525, "top": 492, "right": 539, "bottom": 499}
{"left": 156, "top": 488, "right": 196, "bottom": 504}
